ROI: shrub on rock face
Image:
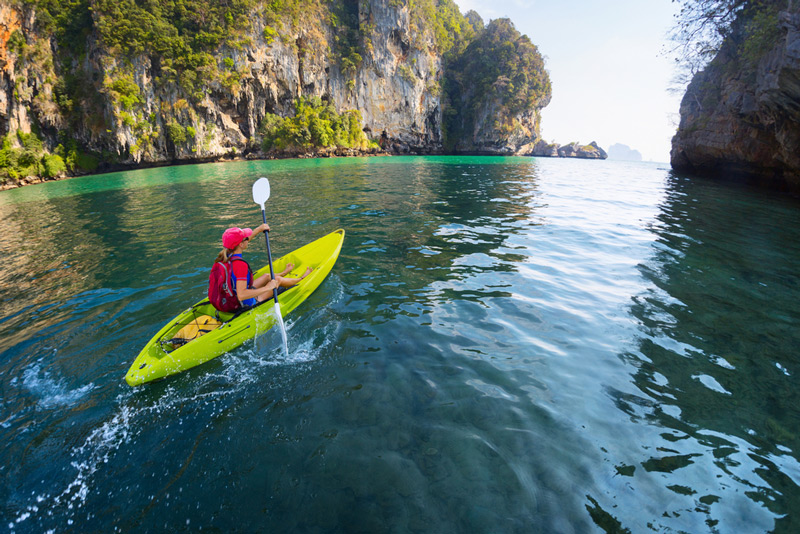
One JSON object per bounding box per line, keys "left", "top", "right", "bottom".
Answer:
{"left": 259, "top": 97, "right": 375, "bottom": 152}
{"left": 260, "top": 113, "right": 286, "bottom": 152}
{"left": 166, "top": 120, "right": 187, "bottom": 146}
{"left": 42, "top": 153, "right": 66, "bottom": 178}
{"left": 0, "top": 132, "right": 70, "bottom": 183}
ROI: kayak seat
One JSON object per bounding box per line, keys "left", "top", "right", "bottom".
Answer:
{"left": 161, "top": 315, "right": 222, "bottom": 352}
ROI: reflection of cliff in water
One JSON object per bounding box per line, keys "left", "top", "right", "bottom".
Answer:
{"left": 0, "top": 165, "right": 251, "bottom": 352}
{"left": 0, "top": 157, "right": 542, "bottom": 351}
{"left": 334, "top": 158, "right": 542, "bottom": 325}
{"left": 617, "top": 174, "right": 800, "bottom": 530}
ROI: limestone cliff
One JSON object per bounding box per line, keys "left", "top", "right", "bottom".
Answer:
{"left": 0, "top": 1, "right": 552, "bottom": 187}
{"left": 671, "top": 5, "right": 800, "bottom": 191}
{"left": 443, "top": 18, "right": 551, "bottom": 154}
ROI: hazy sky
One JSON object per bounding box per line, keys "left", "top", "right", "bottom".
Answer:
{"left": 454, "top": 0, "right": 684, "bottom": 162}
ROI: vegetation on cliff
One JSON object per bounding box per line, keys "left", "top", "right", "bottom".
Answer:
{"left": 260, "top": 97, "right": 378, "bottom": 152}
{"left": 1, "top": 0, "right": 552, "bottom": 187}
{"left": 0, "top": 129, "right": 101, "bottom": 184}
{"left": 670, "top": 0, "right": 789, "bottom": 84}
{"left": 405, "top": 0, "right": 477, "bottom": 57}
{"left": 0, "top": 131, "right": 63, "bottom": 182}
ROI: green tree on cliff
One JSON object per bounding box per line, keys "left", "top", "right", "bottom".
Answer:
{"left": 442, "top": 18, "right": 551, "bottom": 150}
{"left": 260, "top": 97, "right": 376, "bottom": 151}
{"left": 670, "top": 0, "right": 789, "bottom": 86}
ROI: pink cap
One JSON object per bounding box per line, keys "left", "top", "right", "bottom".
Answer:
{"left": 222, "top": 227, "right": 253, "bottom": 249}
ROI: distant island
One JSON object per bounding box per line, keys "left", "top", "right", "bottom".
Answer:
{"left": 607, "top": 143, "right": 642, "bottom": 161}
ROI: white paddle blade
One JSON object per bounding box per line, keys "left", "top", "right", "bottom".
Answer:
{"left": 252, "top": 177, "right": 271, "bottom": 207}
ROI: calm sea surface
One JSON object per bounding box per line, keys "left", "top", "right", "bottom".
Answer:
{"left": 1, "top": 156, "right": 799, "bottom": 533}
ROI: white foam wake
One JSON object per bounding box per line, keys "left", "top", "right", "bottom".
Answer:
{"left": 22, "top": 363, "right": 95, "bottom": 409}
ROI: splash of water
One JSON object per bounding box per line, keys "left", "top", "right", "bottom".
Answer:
{"left": 22, "top": 363, "right": 95, "bottom": 409}
{"left": 11, "top": 385, "right": 237, "bottom": 530}
{"left": 272, "top": 301, "right": 290, "bottom": 358}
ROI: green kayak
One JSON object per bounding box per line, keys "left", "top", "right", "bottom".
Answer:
{"left": 125, "top": 229, "right": 344, "bottom": 386}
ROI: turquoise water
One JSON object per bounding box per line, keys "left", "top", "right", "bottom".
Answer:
{"left": 1, "top": 156, "right": 799, "bottom": 532}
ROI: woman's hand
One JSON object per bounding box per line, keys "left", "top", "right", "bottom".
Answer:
{"left": 256, "top": 223, "right": 270, "bottom": 234}
{"left": 264, "top": 279, "right": 280, "bottom": 293}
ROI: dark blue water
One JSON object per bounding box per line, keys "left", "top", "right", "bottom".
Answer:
{"left": 1, "top": 156, "right": 799, "bottom": 532}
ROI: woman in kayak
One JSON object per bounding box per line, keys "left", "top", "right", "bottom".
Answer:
{"left": 217, "top": 224, "right": 312, "bottom": 307}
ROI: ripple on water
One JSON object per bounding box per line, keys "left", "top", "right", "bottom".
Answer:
{"left": 3, "top": 158, "right": 800, "bottom": 532}
{"left": 19, "top": 362, "right": 95, "bottom": 410}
